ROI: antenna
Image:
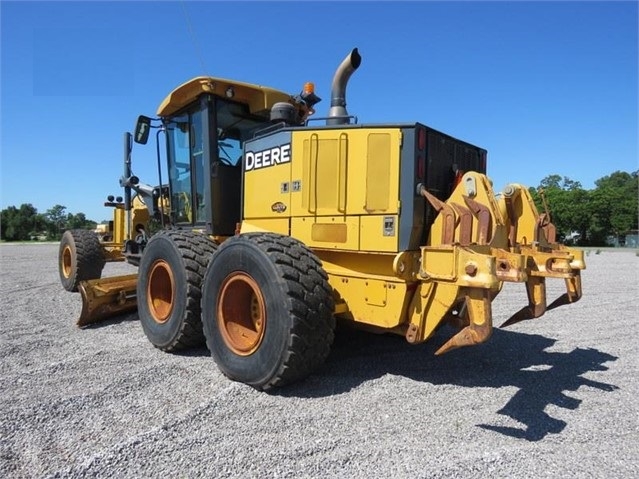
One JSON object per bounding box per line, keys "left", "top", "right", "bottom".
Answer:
{"left": 180, "top": 0, "right": 209, "bottom": 76}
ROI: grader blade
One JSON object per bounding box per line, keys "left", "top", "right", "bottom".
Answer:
{"left": 77, "top": 274, "right": 138, "bottom": 327}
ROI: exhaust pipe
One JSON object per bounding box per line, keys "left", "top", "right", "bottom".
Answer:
{"left": 327, "top": 48, "right": 361, "bottom": 125}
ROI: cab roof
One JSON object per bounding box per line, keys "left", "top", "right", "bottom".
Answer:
{"left": 157, "top": 76, "right": 295, "bottom": 117}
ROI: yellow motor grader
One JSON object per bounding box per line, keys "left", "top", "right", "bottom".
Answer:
{"left": 58, "top": 49, "right": 584, "bottom": 390}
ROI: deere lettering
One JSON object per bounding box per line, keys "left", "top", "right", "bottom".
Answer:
{"left": 245, "top": 144, "right": 291, "bottom": 171}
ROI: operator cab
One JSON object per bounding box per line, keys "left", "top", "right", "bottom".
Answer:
{"left": 163, "top": 97, "right": 268, "bottom": 234}
{"left": 133, "top": 76, "right": 312, "bottom": 236}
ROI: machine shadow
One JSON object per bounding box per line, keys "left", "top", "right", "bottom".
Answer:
{"left": 280, "top": 325, "right": 619, "bottom": 441}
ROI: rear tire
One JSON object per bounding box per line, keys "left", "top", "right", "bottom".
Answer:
{"left": 59, "top": 229, "right": 105, "bottom": 292}
{"left": 201, "top": 233, "right": 335, "bottom": 390}
{"left": 137, "top": 230, "right": 217, "bottom": 351}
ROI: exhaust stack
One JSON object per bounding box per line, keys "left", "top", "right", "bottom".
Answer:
{"left": 327, "top": 48, "right": 361, "bottom": 125}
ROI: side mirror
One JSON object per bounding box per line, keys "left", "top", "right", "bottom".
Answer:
{"left": 134, "top": 115, "right": 152, "bottom": 144}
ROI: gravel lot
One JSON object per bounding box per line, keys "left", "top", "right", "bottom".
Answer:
{"left": 0, "top": 243, "right": 637, "bottom": 478}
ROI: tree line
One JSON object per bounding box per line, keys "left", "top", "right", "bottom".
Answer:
{"left": 0, "top": 204, "right": 97, "bottom": 241}
{"left": 529, "top": 170, "right": 637, "bottom": 246}
{"left": 1, "top": 170, "right": 637, "bottom": 245}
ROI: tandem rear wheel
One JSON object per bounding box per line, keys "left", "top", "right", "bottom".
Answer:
{"left": 201, "top": 233, "right": 335, "bottom": 391}
{"left": 137, "top": 230, "right": 217, "bottom": 352}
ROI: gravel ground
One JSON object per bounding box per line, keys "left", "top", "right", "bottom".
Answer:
{"left": 0, "top": 243, "right": 637, "bottom": 478}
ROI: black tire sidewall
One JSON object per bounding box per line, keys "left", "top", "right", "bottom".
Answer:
{"left": 59, "top": 230, "right": 79, "bottom": 291}
{"left": 58, "top": 229, "right": 104, "bottom": 292}
{"left": 203, "top": 238, "right": 292, "bottom": 387}
{"left": 137, "top": 234, "right": 189, "bottom": 349}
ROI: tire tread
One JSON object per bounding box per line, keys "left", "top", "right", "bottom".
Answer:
{"left": 231, "top": 233, "right": 335, "bottom": 390}
{"left": 146, "top": 230, "right": 217, "bottom": 351}
{"left": 59, "top": 229, "right": 105, "bottom": 292}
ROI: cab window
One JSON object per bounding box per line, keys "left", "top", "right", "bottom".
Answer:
{"left": 166, "top": 110, "right": 206, "bottom": 224}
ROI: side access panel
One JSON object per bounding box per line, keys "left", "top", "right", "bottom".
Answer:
{"left": 289, "top": 128, "right": 402, "bottom": 252}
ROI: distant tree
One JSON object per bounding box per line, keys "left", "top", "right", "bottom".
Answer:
{"left": 0, "top": 203, "right": 47, "bottom": 241}
{"left": 67, "top": 212, "right": 97, "bottom": 230}
{"left": 1, "top": 206, "right": 18, "bottom": 240}
{"left": 532, "top": 171, "right": 638, "bottom": 246}
{"left": 539, "top": 174, "right": 562, "bottom": 190}
{"left": 590, "top": 171, "right": 638, "bottom": 244}
{"left": 45, "top": 204, "right": 67, "bottom": 239}
{"left": 564, "top": 187, "right": 592, "bottom": 243}
{"left": 531, "top": 176, "right": 590, "bottom": 243}
{"left": 1, "top": 204, "right": 98, "bottom": 241}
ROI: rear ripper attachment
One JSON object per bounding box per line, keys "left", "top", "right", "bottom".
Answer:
{"left": 397, "top": 172, "right": 584, "bottom": 355}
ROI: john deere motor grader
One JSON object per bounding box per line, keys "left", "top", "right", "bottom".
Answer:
{"left": 58, "top": 48, "right": 585, "bottom": 390}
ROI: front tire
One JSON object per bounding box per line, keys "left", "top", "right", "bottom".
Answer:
{"left": 137, "top": 230, "right": 217, "bottom": 351}
{"left": 59, "top": 229, "right": 105, "bottom": 292}
{"left": 201, "top": 233, "right": 335, "bottom": 390}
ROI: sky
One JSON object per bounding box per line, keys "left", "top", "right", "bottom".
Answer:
{"left": 1, "top": 0, "right": 637, "bottom": 223}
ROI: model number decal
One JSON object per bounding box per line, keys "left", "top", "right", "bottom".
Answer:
{"left": 245, "top": 143, "right": 291, "bottom": 171}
